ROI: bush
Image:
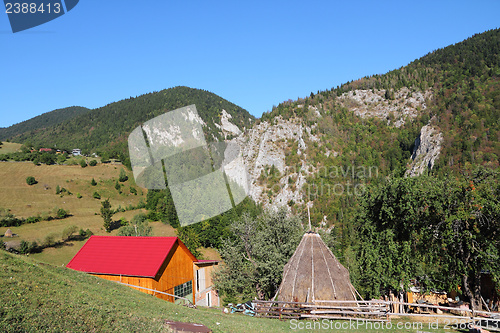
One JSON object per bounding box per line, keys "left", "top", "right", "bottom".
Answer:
{"left": 118, "top": 169, "right": 128, "bottom": 182}
{"left": 79, "top": 159, "right": 87, "bottom": 168}
{"left": 19, "top": 240, "right": 30, "bottom": 254}
{"left": 93, "top": 192, "right": 101, "bottom": 199}
{"left": 56, "top": 208, "right": 69, "bottom": 219}
{"left": 130, "top": 186, "right": 137, "bottom": 195}
{"left": 26, "top": 215, "right": 41, "bottom": 224}
{"left": 55, "top": 185, "right": 61, "bottom": 194}
{"left": 118, "top": 213, "right": 152, "bottom": 237}
{"left": 0, "top": 239, "right": 5, "bottom": 250}
{"left": 57, "top": 154, "right": 67, "bottom": 164}
{"left": 76, "top": 193, "right": 82, "bottom": 199}
{"left": 42, "top": 233, "right": 58, "bottom": 247}
{"left": 62, "top": 225, "right": 78, "bottom": 241}
{"left": 19, "top": 240, "right": 39, "bottom": 254}
{"left": 79, "top": 228, "right": 93, "bottom": 239}
{"left": 28, "top": 241, "right": 40, "bottom": 253}
{"left": 88, "top": 160, "right": 97, "bottom": 166}
{"left": 91, "top": 178, "right": 97, "bottom": 186}
{"left": 26, "top": 176, "right": 37, "bottom": 185}
{"left": 119, "top": 217, "right": 128, "bottom": 227}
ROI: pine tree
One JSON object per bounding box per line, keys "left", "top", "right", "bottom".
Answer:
{"left": 101, "top": 199, "right": 114, "bottom": 232}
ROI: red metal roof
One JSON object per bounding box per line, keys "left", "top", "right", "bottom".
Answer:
{"left": 66, "top": 236, "right": 187, "bottom": 278}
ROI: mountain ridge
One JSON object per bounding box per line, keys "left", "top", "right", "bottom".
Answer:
{"left": 0, "top": 106, "right": 90, "bottom": 141}
{"left": 6, "top": 86, "right": 255, "bottom": 162}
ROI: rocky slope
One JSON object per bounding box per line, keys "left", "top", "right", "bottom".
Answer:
{"left": 405, "top": 124, "right": 443, "bottom": 177}
{"left": 224, "top": 88, "right": 442, "bottom": 211}
{"left": 337, "top": 87, "right": 432, "bottom": 127}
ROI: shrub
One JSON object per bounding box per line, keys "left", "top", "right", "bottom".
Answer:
{"left": 57, "top": 154, "right": 67, "bottom": 164}
{"left": 91, "top": 178, "right": 97, "bottom": 186}
{"left": 0, "top": 239, "right": 5, "bottom": 250}
{"left": 26, "top": 215, "right": 41, "bottom": 224}
{"left": 26, "top": 176, "right": 37, "bottom": 185}
{"left": 115, "top": 180, "right": 121, "bottom": 191}
{"left": 56, "top": 208, "right": 69, "bottom": 219}
{"left": 118, "top": 169, "right": 128, "bottom": 182}
{"left": 42, "top": 233, "right": 58, "bottom": 247}
{"left": 129, "top": 186, "right": 137, "bottom": 195}
{"left": 88, "top": 160, "right": 97, "bottom": 166}
{"left": 55, "top": 185, "right": 61, "bottom": 194}
{"left": 118, "top": 213, "right": 152, "bottom": 237}
{"left": 28, "top": 241, "right": 40, "bottom": 253}
{"left": 119, "top": 217, "right": 128, "bottom": 227}
{"left": 19, "top": 240, "right": 40, "bottom": 254}
{"left": 79, "top": 228, "right": 93, "bottom": 239}
{"left": 62, "top": 225, "right": 78, "bottom": 241}
{"left": 93, "top": 192, "right": 101, "bottom": 199}
{"left": 79, "top": 159, "right": 87, "bottom": 168}
{"left": 19, "top": 240, "right": 30, "bottom": 254}
{"left": 76, "top": 193, "right": 82, "bottom": 199}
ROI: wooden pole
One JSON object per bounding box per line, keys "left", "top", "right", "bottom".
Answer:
{"left": 307, "top": 205, "right": 312, "bottom": 231}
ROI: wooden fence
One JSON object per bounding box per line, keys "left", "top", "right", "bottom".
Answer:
{"left": 253, "top": 300, "right": 500, "bottom": 331}
{"left": 253, "top": 300, "right": 390, "bottom": 321}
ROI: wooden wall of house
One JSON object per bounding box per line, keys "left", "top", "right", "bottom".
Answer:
{"left": 153, "top": 241, "right": 195, "bottom": 302}
{"left": 91, "top": 274, "right": 154, "bottom": 295}
{"left": 195, "top": 263, "right": 218, "bottom": 291}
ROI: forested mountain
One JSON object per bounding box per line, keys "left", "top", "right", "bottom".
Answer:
{"left": 0, "top": 106, "right": 90, "bottom": 141}
{"left": 231, "top": 28, "right": 499, "bottom": 308}
{"left": 9, "top": 86, "right": 254, "bottom": 163}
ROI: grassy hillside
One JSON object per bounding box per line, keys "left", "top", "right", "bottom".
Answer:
{"left": 0, "top": 161, "right": 179, "bottom": 265}
{"left": 0, "top": 250, "right": 460, "bottom": 332}
{"left": 0, "top": 142, "right": 22, "bottom": 154}
{"left": 0, "top": 106, "right": 90, "bottom": 141}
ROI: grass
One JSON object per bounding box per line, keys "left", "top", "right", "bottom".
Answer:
{"left": 0, "top": 161, "right": 210, "bottom": 266}
{"left": 0, "top": 162, "right": 147, "bottom": 264}
{"left": 0, "top": 142, "right": 22, "bottom": 154}
{"left": 0, "top": 251, "right": 462, "bottom": 333}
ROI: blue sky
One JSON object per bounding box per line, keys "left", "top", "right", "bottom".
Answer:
{"left": 1, "top": 0, "right": 499, "bottom": 127}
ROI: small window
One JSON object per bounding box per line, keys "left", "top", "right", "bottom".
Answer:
{"left": 174, "top": 281, "right": 192, "bottom": 298}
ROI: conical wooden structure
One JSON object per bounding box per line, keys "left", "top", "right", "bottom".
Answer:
{"left": 276, "top": 232, "right": 358, "bottom": 303}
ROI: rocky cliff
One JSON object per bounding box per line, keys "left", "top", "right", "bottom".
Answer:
{"left": 405, "top": 124, "right": 443, "bottom": 177}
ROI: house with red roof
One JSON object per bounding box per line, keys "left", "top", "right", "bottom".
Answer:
{"left": 66, "top": 236, "right": 219, "bottom": 306}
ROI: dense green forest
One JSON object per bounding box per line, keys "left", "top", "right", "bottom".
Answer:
{"left": 8, "top": 86, "right": 254, "bottom": 166}
{"left": 0, "top": 106, "right": 90, "bottom": 140}
{"left": 265, "top": 28, "right": 499, "bottom": 174}
{"left": 214, "top": 29, "right": 500, "bottom": 308}
{"left": 258, "top": 28, "right": 500, "bottom": 250}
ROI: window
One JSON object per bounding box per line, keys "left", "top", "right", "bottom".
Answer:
{"left": 174, "top": 281, "right": 192, "bottom": 298}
